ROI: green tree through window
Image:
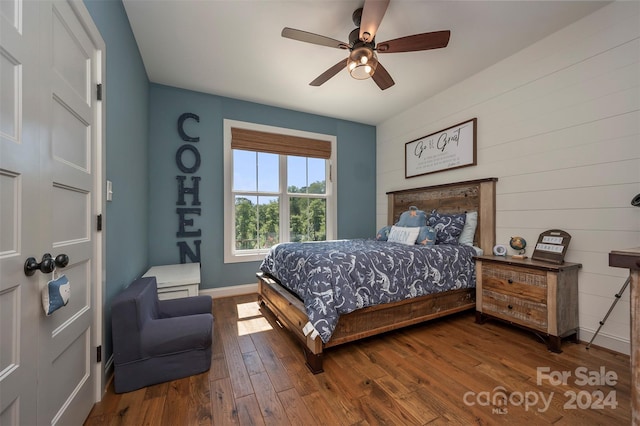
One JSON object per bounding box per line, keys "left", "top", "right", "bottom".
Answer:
{"left": 234, "top": 181, "right": 327, "bottom": 250}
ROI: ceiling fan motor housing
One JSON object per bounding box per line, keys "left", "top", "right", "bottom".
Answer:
{"left": 349, "top": 28, "right": 375, "bottom": 51}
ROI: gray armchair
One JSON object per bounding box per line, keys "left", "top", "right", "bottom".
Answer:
{"left": 111, "top": 276, "right": 213, "bottom": 393}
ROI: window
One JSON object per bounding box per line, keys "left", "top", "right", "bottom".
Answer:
{"left": 224, "top": 120, "right": 337, "bottom": 263}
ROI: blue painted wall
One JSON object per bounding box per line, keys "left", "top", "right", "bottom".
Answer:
{"left": 84, "top": 0, "right": 150, "bottom": 374}
{"left": 148, "top": 84, "right": 377, "bottom": 288}
{"left": 84, "top": 0, "right": 375, "bottom": 381}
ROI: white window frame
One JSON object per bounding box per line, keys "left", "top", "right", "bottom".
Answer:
{"left": 223, "top": 119, "right": 337, "bottom": 263}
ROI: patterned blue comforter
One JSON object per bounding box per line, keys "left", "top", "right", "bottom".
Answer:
{"left": 259, "top": 239, "right": 477, "bottom": 343}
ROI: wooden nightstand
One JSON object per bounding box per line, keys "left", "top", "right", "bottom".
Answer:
{"left": 475, "top": 255, "right": 581, "bottom": 353}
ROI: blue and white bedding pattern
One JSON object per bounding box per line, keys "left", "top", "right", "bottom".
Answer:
{"left": 259, "top": 239, "right": 477, "bottom": 343}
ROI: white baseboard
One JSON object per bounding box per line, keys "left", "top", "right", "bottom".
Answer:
{"left": 579, "top": 327, "right": 630, "bottom": 355}
{"left": 200, "top": 283, "right": 258, "bottom": 299}
{"left": 104, "top": 353, "right": 114, "bottom": 374}
{"left": 101, "top": 354, "right": 114, "bottom": 398}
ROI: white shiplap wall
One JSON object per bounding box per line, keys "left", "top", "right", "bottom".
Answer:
{"left": 376, "top": 2, "right": 640, "bottom": 354}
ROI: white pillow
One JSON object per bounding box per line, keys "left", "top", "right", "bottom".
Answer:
{"left": 387, "top": 226, "right": 420, "bottom": 245}
{"left": 458, "top": 211, "right": 478, "bottom": 246}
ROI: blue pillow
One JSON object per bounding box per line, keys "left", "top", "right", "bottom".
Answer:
{"left": 375, "top": 225, "right": 392, "bottom": 241}
{"left": 416, "top": 226, "right": 436, "bottom": 245}
{"left": 396, "top": 206, "right": 427, "bottom": 227}
{"left": 428, "top": 210, "right": 466, "bottom": 245}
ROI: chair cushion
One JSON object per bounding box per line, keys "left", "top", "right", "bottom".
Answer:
{"left": 142, "top": 314, "right": 213, "bottom": 357}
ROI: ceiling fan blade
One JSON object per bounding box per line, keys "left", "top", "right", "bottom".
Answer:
{"left": 282, "top": 27, "right": 348, "bottom": 49}
{"left": 359, "top": 0, "right": 390, "bottom": 42}
{"left": 310, "top": 58, "right": 348, "bottom": 86}
{"left": 377, "top": 30, "right": 451, "bottom": 53}
{"left": 372, "top": 62, "right": 394, "bottom": 90}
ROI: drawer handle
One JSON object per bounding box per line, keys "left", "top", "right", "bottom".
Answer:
{"left": 507, "top": 304, "right": 513, "bottom": 310}
{"left": 507, "top": 279, "right": 513, "bottom": 284}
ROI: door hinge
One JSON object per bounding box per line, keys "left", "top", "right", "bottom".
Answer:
{"left": 96, "top": 345, "right": 102, "bottom": 363}
{"left": 97, "top": 214, "right": 103, "bottom": 231}
{"left": 97, "top": 84, "right": 103, "bottom": 101}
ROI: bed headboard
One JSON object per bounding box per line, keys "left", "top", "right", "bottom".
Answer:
{"left": 386, "top": 178, "right": 498, "bottom": 254}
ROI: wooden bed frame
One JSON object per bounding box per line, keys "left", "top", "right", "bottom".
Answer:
{"left": 257, "top": 177, "right": 498, "bottom": 373}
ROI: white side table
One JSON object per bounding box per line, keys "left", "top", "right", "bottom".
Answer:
{"left": 143, "top": 263, "right": 200, "bottom": 300}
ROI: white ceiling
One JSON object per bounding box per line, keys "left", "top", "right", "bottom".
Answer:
{"left": 122, "top": 0, "right": 609, "bottom": 126}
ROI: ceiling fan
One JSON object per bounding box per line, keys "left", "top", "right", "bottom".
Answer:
{"left": 281, "top": 0, "right": 450, "bottom": 90}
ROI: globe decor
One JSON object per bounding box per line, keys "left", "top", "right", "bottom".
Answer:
{"left": 510, "top": 236, "right": 527, "bottom": 259}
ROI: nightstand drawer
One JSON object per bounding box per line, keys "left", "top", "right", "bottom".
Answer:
{"left": 482, "top": 264, "right": 547, "bottom": 303}
{"left": 482, "top": 289, "right": 548, "bottom": 330}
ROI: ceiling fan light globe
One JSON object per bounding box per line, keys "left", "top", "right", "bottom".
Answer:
{"left": 349, "top": 62, "right": 377, "bottom": 80}
{"left": 347, "top": 47, "right": 378, "bottom": 80}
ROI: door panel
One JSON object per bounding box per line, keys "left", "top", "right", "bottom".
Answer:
{"left": 51, "top": 184, "right": 90, "bottom": 243}
{"left": 0, "top": 172, "right": 19, "bottom": 255}
{"left": 51, "top": 2, "right": 93, "bottom": 106}
{"left": 52, "top": 99, "right": 91, "bottom": 172}
{"left": 0, "top": 52, "right": 19, "bottom": 141}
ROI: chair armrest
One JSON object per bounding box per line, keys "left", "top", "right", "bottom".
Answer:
{"left": 158, "top": 295, "right": 212, "bottom": 318}
{"left": 141, "top": 314, "right": 213, "bottom": 357}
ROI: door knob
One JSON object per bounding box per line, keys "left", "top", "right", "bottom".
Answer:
{"left": 54, "top": 253, "right": 69, "bottom": 268}
{"left": 24, "top": 253, "right": 69, "bottom": 276}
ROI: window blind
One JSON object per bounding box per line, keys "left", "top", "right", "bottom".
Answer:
{"left": 231, "top": 127, "right": 331, "bottom": 159}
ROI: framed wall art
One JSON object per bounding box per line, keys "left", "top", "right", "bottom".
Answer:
{"left": 405, "top": 118, "right": 477, "bottom": 178}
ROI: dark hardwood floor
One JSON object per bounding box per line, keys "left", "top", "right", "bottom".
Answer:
{"left": 85, "top": 293, "right": 631, "bottom": 425}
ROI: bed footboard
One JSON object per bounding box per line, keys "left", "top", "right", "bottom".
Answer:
{"left": 257, "top": 272, "right": 475, "bottom": 374}
{"left": 257, "top": 273, "right": 325, "bottom": 373}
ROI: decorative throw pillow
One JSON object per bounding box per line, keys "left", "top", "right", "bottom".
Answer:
{"left": 428, "top": 210, "right": 466, "bottom": 244}
{"left": 458, "top": 211, "right": 478, "bottom": 246}
{"left": 41, "top": 274, "right": 70, "bottom": 316}
{"left": 375, "top": 225, "right": 392, "bottom": 241}
{"left": 416, "top": 226, "right": 436, "bottom": 245}
{"left": 387, "top": 225, "right": 421, "bottom": 245}
{"left": 396, "top": 206, "right": 427, "bottom": 227}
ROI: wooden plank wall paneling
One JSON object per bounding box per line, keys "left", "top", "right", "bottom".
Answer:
{"left": 376, "top": 2, "right": 640, "bottom": 354}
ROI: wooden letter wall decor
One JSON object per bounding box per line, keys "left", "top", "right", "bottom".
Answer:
{"left": 176, "top": 112, "right": 202, "bottom": 263}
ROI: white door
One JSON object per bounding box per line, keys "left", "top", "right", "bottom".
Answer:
{"left": 0, "top": 0, "right": 103, "bottom": 424}
{"left": 1, "top": 0, "right": 41, "bottom": 424}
